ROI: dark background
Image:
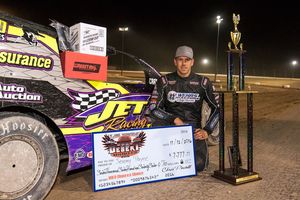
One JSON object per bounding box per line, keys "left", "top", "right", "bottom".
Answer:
{"left": 1, "top": 0, "right": 300, "bottom": 77}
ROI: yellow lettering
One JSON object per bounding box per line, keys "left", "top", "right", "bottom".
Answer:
{"left": 21, "top": 55, "right": 29, "bottom": 65}
{"left": 0, "top": 51, "right": 53, "bottom": 69}
{"left": 0, "top": 52, "right": 7, "bottom": 62}
{"left": 29, "top": 56, "right": 37, "bottom": 66}
{"left": 114, "top": 102, "right": 132, "bottom": 117}
{"left": 44, "top": 58, "right": 52, "bottom": 68}
{"left": 7, "top": 53, "right": 16, "bottom": 64}
{"left": 37, "top": 57, "right": 45, "bottom": 67}
{"left": 84, "top": 101, "right": 117, "bottom": 127}
{"left": 133, "top": 101, "right": 148, "bottom": 114}
{"left": 15, "top": 54, "right": 23, "bottom": 64}
{"left": 84, "top": 101, "right": 148, "bottom": 128}
{"left": 104, "top": 117, "right": 149, "bottom": 131}
{"left": 84, "top": 113, "right": 102, "bottom": 128}
{"left": 105, "top": 117, "right": 125, "bottom": 130}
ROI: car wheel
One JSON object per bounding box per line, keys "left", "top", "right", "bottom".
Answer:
{"left": 0, "top": 112, "right": 59, "bottom": 200}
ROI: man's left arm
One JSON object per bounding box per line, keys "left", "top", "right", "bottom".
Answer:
{"left": 202, "top": 78, "right": 219, "bottom": 135}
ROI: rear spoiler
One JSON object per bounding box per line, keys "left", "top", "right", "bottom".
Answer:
{"left": 108, "top": 46, "right": 161, "bottom": 86}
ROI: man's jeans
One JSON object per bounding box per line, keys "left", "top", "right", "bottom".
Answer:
{"left": 195, "top": 139, "right": 209, "bottom": 171}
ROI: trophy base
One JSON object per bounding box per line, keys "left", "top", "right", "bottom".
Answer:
{"left": 212, "top": 168, "right": 262, "bottom": 185}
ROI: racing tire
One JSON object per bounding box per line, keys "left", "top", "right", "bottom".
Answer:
{"left": 0, "top": 112, "right": 59, "bottom": 200}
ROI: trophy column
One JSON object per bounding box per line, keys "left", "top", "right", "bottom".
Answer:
{"left": 247, "top": 93, "right": 254, "bottom": 172}
{"left": 227, "top": 50, "right": 246, "bottom": 91}
{"left": 227, "top": 52, "right": 233, "bottom": 91}
{"left": 239, "top": 53, "right": 246, "bottom": 90}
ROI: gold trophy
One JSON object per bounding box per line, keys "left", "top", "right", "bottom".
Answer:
{"left": 228, "top": 13, "right": 242, "bottom": 51}
{"left": 227, "top": 13, "right": 246, "bottom": 91}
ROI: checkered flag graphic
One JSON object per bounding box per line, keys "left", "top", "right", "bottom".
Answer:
{"left": 69, "top": 89, "right": 120, "bottom": 111}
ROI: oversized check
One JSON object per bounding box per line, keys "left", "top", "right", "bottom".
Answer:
{"left": 92, "top": 125, "right": 196, "bottom": 191}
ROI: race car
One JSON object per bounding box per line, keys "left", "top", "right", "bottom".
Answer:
{"left": 0, "top": 12, "right": 218, "bottom": 200}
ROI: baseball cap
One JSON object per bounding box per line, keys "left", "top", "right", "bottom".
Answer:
{"left": 175, "top": 45, "right": 193, "bottom": 59}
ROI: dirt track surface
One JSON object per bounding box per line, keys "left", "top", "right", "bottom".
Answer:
{"left": 46, "top": 85, "right": 300, "bottom": 200}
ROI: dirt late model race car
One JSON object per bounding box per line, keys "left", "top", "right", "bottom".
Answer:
{"left": 0, "top": 12, "right": 219, "bottom": 200}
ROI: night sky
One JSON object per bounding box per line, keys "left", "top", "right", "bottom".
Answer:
{"left": 1, "top": 1, "right": 300, "bottom": 77}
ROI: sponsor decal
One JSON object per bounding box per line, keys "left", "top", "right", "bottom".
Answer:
{"left": 0, "top": 121, "right": 49, "bottom": 140}
{"left": 189, "top": 81, "right": 199, "bottom": 85}
{"left": 161, "top": 76, "right": 167, "bottom": 85}
{"left": 74, "top": 148, "right": 86, "bottom": 162}
{"left": 167, "top": 91, "right": 200, "bottom": 103}
{"left": 73, "top": 61, "right": 100, "bottom": 73}
{"left": 82, "top": 96, "right": 149, "bottom": 130}
{"left": 60, "top": 83, "right": 151, "bottom": 135}
{"left": 0, "top": 50, "right": 53, "bottom": 70}
{"left": 0, "top": 82, "right": 43, "bottom": 103}
{"left": 149, "top": 78, "right": 157, "bottom": 85}
{"left": 202, "top": 78, "right": 208, "bottom": 86}
{"left": 214, "top": 93, "right": 220, "bottom": 104}
{"left": 102, "top": 132, "right": 146, "bottom": 158}
{"left": 209, "top": 115, "right": 219, "bottom": 129}
{"left": 168, "top": 80, "right": 176, "bottom": 85}
{"left": 152, "top": 110, "right": 167, "bottom": 119}
{"left": 83, "top": 32, "right": 101, "bottom": 46}
{"left": 87, "top": 151, "right": 93, "bottom": 158}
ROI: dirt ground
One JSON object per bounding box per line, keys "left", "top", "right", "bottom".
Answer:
{"left": 46, "top": 85, "right": 300, "bottom": 200}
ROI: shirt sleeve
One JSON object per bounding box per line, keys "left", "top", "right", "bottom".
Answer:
{"left": 202, "top": 78, "right": 219, "bottom": 134}
{"left": 150, "top": 76, "right": 176, "bottom": 124}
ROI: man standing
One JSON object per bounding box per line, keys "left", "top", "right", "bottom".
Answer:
{"left": 150, "top": 45, "right": 219, "bottom": 171}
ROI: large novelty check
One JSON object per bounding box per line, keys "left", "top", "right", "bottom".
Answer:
{"left": 92, "top": 125, "right": 196, "bottom": 191}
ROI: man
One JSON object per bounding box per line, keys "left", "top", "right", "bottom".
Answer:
{"left": 150, "top": 45, "right": 219, "bottom": 171}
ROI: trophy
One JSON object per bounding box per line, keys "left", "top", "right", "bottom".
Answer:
{"left": 212, "top": 14, "right": 262, "bottom": 185}
{"left": 227, "top": 13, "right": 246, "bottom": 91}
{"left": 229, "top": 14, "right": 242, "bottom": 51}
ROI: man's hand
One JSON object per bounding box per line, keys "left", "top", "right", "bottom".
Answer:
{"left": 174, "top": 117, "right": 185, "bottom": 125}
{"left": 194, "top": 129, "right": 208, "bottom": 140}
